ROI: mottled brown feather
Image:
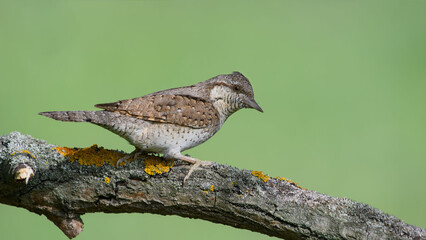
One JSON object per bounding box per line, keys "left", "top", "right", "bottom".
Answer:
{"left": 95, "top": 94, "right": 220, "bottom": 129}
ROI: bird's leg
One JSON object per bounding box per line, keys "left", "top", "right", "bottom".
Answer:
{"left": 116, "top": 149, "right": 145, "bottom": 167}
{"left": 173, "top": 154, "right": 213, "bottom": 183}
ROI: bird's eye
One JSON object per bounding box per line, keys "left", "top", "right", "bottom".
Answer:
{"left": 234, "top": 86, "right": 240, "bottom": 91}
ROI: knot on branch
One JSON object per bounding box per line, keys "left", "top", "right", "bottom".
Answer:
{"left": 46, "top": 214, "right": 83, "bottom": 239}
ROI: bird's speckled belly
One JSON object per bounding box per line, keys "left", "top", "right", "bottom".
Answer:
{"left": 102, "top": 114, "right": 217, "bottom": 154}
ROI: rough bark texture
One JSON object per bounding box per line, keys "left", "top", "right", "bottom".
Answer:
{"left": 0, "top": 132, "right": 424, "bottom": 240}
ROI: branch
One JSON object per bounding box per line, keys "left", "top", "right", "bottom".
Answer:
{"left": 0, "top": 132, "right": 424, "bottom": 239}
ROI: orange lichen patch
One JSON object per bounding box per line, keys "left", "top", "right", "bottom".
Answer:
{"left": 11, "top": 150, "right": 36, "bottom": 159}
{"left": 55, "top": 145, "right": 130, "bottom": 167}
{"left": 55, "top": 146, "right": 78, "bottom": 157}
{"left": 144, "top": 156, "right": 174, "bottom": 175}
{"left": 104, "top": 177, "right": 111, "bottom": 184}
{"left": 251, "top": 171, "right": 270, "bottom": 182}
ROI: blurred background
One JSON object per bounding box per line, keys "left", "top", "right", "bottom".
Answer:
{"left": 1, "top": 0, "right": 425, "bottom": 239}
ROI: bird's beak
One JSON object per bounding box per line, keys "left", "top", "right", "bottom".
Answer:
{"left": 242, "top": 96, "right": 263, "bottom": 113}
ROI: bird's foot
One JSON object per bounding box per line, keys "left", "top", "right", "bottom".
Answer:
{"left": 116, "top": 149, "right": 145, "bottom": 167}
{"left": 176, "top": 154, "right": 213, "bottom": 184}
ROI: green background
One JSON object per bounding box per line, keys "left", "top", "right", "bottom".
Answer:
{"left": 1, "top": 0, "right": 425, "bottom": 239}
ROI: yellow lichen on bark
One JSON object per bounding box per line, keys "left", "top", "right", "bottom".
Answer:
{"left": 104, "top": 177, "right": 111, "bottom": 184}
{"left": 144, "top": 156, "right": 174, "bottom": 175}
{"left": 276, "top": 176, "right": 305, "bottom": 190}
{"left": 251, "top": 171, "right": 270, "bottom": 182}
{"left": 253, "top": 172, "right": 305, "bottom": 189}
{"left": 204, "top": 185, "right": 215, "bottom": 194}
{"left": 55, "top": 145, "right": 130, "bottom": 166}
{"left": 11, "top": 150, "right": 36, "bottom": 159}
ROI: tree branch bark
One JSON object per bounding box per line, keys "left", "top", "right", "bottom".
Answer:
{"left": 0, "top": 132, "right": 424, "bottom": 239}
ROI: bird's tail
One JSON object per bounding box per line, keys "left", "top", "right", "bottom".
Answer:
{"left": 39, "top": 111, "right": 112, "bottom": 125}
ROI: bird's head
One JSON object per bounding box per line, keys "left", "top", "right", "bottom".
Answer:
{"left": 207, "top": 72, "right": 263, "bottom": 119}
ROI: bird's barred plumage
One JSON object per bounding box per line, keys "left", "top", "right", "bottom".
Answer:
{"left": 94, "top": 94, "right": 220, "bottom": 129}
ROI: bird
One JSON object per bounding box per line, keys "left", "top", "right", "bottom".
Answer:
{"left": 39, "top": 72, "right": 263, "bottom": 183}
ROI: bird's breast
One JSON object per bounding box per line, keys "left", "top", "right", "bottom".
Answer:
{"left": 104, "top": 115, "right": 220, "bottom": 154}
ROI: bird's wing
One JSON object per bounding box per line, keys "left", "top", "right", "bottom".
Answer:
{"left": 95, "top": 94, "right": 219, "bottom": 129}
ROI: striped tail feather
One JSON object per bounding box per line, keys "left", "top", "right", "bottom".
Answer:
{"left": 39, "top": 111, "right": 110, "bottom": 124}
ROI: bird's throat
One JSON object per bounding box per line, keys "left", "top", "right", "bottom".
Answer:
{"left": 210, "top": 86, "right": 240, "bottom": 125}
